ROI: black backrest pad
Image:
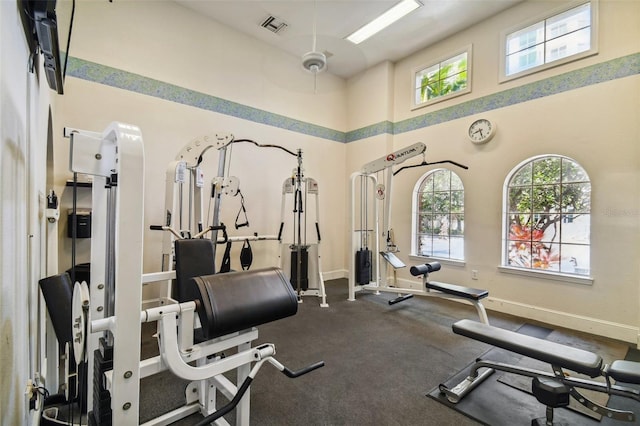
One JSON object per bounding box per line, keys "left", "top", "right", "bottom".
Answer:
{"left": 191, "top": 267, "right": 298, "bottom": 340}
{"left": 38, "top": 272, "right": 74, "bottom": 344}
{"left": 453, "top": 319, "right": 603, "bottom": 377}
{"left": 174, "top": 239, "right": 216, "bottom": 303}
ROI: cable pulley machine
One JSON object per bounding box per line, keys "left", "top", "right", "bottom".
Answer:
{"left": 348, "top": 142, "right": 488, "bottom": 323}
{"left": 278, "top": 150, "right": 328, "bottom": 307}
{"left": 350, "top": 142, "right": 427, "bottom": 299}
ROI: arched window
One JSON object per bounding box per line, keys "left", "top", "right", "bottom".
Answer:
{"left": 412, "top": 169, "right": 464, "bottom": 260}
{"left": 503, "top": 155, "right": 590, "bottom": 276}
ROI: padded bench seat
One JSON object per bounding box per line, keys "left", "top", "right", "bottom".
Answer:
{"left": 427, "top": 282, "right": 489, "bottom": 301}
{"left": 453, "top": 319, "right": 603, "bottom": 377}
{"left": 609, "top": 360, "right": 640, "bottom": 384}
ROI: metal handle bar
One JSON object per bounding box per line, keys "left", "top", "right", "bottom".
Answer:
{"left": 150, "top": 224, "right": 228, "bottom": 242}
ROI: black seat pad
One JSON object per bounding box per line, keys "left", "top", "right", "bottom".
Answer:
{"left": 427, "top": 281, "right": 488, "bottom": 300}
{"left": 453, "top": 319, "right": 603, "bottom": 377}
{"left": 609, "top": 360, "right": 640, "bottom": 384}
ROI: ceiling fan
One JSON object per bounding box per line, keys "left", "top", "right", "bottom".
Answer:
{"left": 300, "top": 0, "right": 327, "bottom": 93}
{"left": 258, "top": 1, "right": 368, "bottom": 95}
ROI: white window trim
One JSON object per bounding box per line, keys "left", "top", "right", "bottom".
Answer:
{"left": 498, "top": 265, "right": 593, "bottom": 285}
{"left": 410, "top": 254, "right": 466, "bottom": 268}
{"left": 499, "top": 0, "right": 599, "bottom": 83}
{"left": 411, "top": 44, "right": 473, "bottom": 110}
{"left": 410, "top": 168, "right": 465, "bottom": 261}
{"left": 501, "top": 154, "right": 592, "bottom": 281}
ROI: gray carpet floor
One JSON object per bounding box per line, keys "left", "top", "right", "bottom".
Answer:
{"left": 136, "top": 278, "right": 635, "bottom": 425}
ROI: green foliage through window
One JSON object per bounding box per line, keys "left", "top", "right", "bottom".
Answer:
{"left": 505, "top": 155, "right": 590, "bottom": 276}
{"left": 414, "top": 169, "right": 464, "bottom": 260}
{"left": 414, "top": 50, "right": 469, "bottom": 106}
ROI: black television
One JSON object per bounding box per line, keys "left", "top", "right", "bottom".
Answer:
{"left": 19, "top": 0, "right": 75, "bottom": 94}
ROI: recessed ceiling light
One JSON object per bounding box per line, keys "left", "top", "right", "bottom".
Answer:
{"left": 345, "top": 0, "right": 422, "bottom": 45}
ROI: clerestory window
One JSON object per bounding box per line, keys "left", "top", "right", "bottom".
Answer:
{"left": 500, "top": 1, "right": 597, "bottom": 82}
{"left": 412, "top": 46, "right": 471, "bottom": 109}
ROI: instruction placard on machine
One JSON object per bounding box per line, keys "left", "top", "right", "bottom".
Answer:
{"left": 380, "top": 251, "right": 406, "bottom": 269}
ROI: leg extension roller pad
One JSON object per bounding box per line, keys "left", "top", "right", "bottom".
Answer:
{"left": 191, "top": 267, "right": 299, "bottom": 340}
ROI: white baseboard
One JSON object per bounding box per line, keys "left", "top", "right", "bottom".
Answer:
{"left": 322, "top": 269, "right": 348, "bottom": 281}
{"left": 393, "top": 277, "right": 639, "bottom": 345}
{"left": 484, "top": 297, "right": 639, "bottom": 345}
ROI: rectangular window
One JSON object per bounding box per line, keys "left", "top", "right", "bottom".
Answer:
{"left": 500, "top": 1, "right": 597, "bottom": 82}
{"left": 412, "top": 46, "right": 471, "bottom": 109}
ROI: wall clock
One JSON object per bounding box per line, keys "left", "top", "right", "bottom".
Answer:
{"left": 468, "top": 118, "right": 496, "bottom": 144}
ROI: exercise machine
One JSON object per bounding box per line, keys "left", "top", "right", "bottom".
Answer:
{"left": 441, "top": 319, "right": 640, "bottom": 424}
{"left": 348, "top": 143, "right": 489, "bottom": 323}
{"left": 57, "top": 122, "right": 323, "bottom": 425}
{"left": 278, "top": 151, "right": 328, "bottom": 307}
{"left": 157, "top": 134, "right": 326, "bottom": 302}
{"left": 158, "top": 134, "right": 296, "bottom": 271}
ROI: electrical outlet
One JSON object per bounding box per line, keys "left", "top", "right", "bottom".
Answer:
{"left": 471, "top": 270, "right": 479, "bottom": 280}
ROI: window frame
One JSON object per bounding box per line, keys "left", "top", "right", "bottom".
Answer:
{"left": 500, "top": 154, "right": 593, "bottom": 283}
{"left": 499, "top": 0, "right": 598, "bottom": 83}
{"left": 411, "top": 168, "right": 465, "bottom": 262}
{"left": 411, "top": 45, "right": 473, "bottom": 110}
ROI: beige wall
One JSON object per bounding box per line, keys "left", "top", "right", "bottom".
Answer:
{"left": 53, "top": 0, "right": 639, "bottom": 342}
{"left": 349, "top": 0, "right": 640, "bottom": 342}
{"left": 53, "top": 1, "right": 348, "bottom": 283}
{"left": 393, "top": 0, "right": 640, "bottom": 122}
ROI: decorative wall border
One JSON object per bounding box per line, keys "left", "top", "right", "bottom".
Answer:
{"left": 65, "top": 57, "right": 345, "bottom": 142}
{"left": 67, "top": 53, "right": 639, "bottom": 144}
{"left": 348, "top": 52, "right": 640, "bottom": 142}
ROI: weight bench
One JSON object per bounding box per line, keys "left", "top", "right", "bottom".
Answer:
{"left": 399, "top": 262, "right": 490, "bottom": 324}
{"left": 440, "top": 319, "right": 640, "bottom": 424}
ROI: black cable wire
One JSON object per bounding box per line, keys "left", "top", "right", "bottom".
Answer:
{"left": 70, "top": 173, "right": 78, "bottom": 425}
{"left": 71, "top": 173, "right": 77, "bottom": 283}
{"left": 62, "top": 0, "right": 76, "bottom": 81}
{"left": 231, "top": 139, "right": 297, "bottom": 157}
{"left": 392, "top": 159, "right": 469, "bottom": 176}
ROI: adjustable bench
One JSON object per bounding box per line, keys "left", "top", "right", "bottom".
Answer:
{"left": 403, "top": 263, "right": 490, "bottom": 324}
{"left": 440, "top": 319, "right": 640, "bottom": 424}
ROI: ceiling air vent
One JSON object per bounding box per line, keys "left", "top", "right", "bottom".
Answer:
{"left": 260, "top": 15, "right": 288, "bottom": 34}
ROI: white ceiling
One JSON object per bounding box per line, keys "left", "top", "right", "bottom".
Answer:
{"left": 175, "top": 0, "right": 523, "bottom": 79}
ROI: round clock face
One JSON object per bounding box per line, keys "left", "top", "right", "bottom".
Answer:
{"left": 468, "top": 118, "right": 495, "bottom": 144}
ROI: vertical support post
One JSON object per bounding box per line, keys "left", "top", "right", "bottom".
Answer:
{"left": 235, "top": 341, "right": 251, "bottom": 426}
{"left": 108, "top": 123, "right": 145, "bottom": 425}
{"left": 69, "top": 123, "right": 145, "bottom": 425}
{"left": 210, "top": 145, "right": 227, "bottom": 272}
{"left": 86, "top": 174, "right": 108, "bottom": 412}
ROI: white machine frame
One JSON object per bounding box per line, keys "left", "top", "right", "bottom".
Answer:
{"left": 349, "top": 142, "right": 426, "bottom": 300}
{"left": 348, "top": 143, "right": 488, "bottom": 322}
{"left": 160, "top": 136, "right": 327, "bottom": 306}
{"left": 68, "top": 122, "right": 146, "bottom": 424}
{"left": 278, "top": 162, "right": 328, "bottom": 307}
{"left": 67, "top": 123, "right": 322, "bottom": 426}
